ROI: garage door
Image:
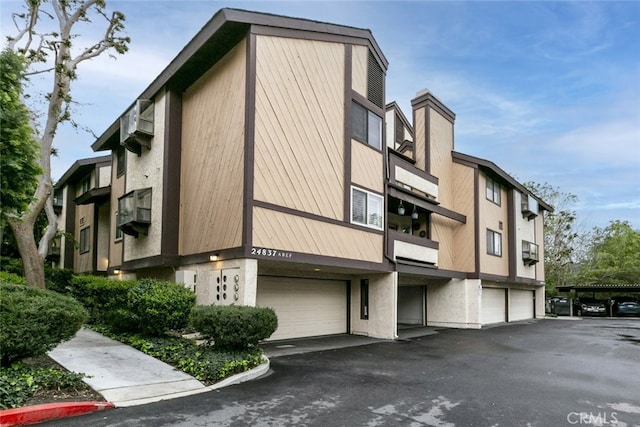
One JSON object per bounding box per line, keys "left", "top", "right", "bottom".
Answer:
{"left": 510, "top": 289, "right": 534, "bottom": 321}
{"left": 482, "top": 287, "right": 506, "bottom": 325}
{"left": 256, "top": 277, "right": 347, "bottom": 341}
{"left": 398, "top": 286, "right": 424, "bottom": 325}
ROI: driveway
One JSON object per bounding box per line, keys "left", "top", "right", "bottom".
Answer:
{"left": 44, "top": 318, "right": 640, "bottom": 426}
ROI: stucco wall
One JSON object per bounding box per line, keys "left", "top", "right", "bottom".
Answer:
{"left": 427, "top": 278, "right": 482, "bottom": 329}
{"left": 350, "top": 272, "right": 397, "bottom": 339}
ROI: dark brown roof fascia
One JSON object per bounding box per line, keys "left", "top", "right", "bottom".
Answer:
{"left": 74, "top": 186, "right": 111, "bottom": 205}
{"left": 385, "top": 101, "right": 414, "bottom": 138}
{"left": 411, "top": 91, "right": 456, "bottom": 124}
{"left": 55, "top": 155, "right": 112, "bottom": 188}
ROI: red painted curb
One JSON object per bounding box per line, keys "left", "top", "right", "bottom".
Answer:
{"left": 0, "top": 401, "right": 115, "bottom": 426}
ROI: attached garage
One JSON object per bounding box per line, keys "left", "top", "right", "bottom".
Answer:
{"left": 256, "top": 276, "right": 347, "bottom": 341}
{"left": 481, "top": 287, "right": 506, "bottom": 325}
{"left": 509, "top": 289, "right": 534, "bottom": 321}
{"left": 398, "top": 286, "right": 425, "bottom": 326}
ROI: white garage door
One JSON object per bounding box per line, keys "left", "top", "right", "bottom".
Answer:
{"left": 510, "top": 289, "right": 534, "bottom": 321}
{"left": 482, "top": 287, "right": 506, "bottom": 325}
{"left": 256, "top": 277, "right": 347, "bottom": 341}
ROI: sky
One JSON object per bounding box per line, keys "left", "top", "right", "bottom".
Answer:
{"left": 2, "top": 1, "right": 639, "bottom": 232}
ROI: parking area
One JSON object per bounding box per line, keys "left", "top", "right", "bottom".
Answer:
{"left": 48, "top": 318, "right": 640, "bottom": 427}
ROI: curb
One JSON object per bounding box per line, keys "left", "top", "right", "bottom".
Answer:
{"left": 0, "top": 401, "right": 115, "bottom": 426}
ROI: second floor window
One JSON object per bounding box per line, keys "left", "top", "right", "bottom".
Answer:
{"left": 486, "top": 176, "right": 501, "bottom": 205}
{"left": 352, "top": 102, "right": 382, "bottom": 150}
{"left": 116, "top": 146, "right": 126, "bottom": 177}
{"left": 80, "top": 176, "right": 91, "bottom": 194}
{"left": 79, "top": 227, "right": 90, "bottom": 254}
{"left": 351, "top": 187, "right": 383, "bottom": 230}
{"left": 487, "top": 229, "right": 502, "bottom": 257}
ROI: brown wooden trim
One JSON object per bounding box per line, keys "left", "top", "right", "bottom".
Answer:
{"left": 396, "top": 262, "right": 466, "bottom": 279}
{"left": 507, "top": 188, "right": 516, "bottom": 281}
{"left": 179, "top": 247, "right": 246, "bottom": 266}
{"left": 474, "top": 167, "right": 481, "bottom": 275}
{"left": 161, "top": 89, "right": 182, "bottom": 257}
{"left": 252, "top": 250, "right": 389, "bottom": 272}
{"left": 476, "top": 272, "right": 510, "bottom": 283}
{"left": 253, "top": 199, "right": 385, "bottom": 236}
{"left": 74, "top": 186, "right": 110, "bottom": 205}
{"left": 389, "top": 154, "right": 439, "bottom": 185}
{"left": 344, "top": 44, "right": 352, "bottom": 223}
{"left": 385, "top": 102, "right": 414, "bottom": 138}
{"left": 351, "top": 91, "right": 384, "bottom": 118}
{"left": 251, "top": 24, "right": 371, "bottom": 49}
{"left": 410, "top": 91, "right": 456, "bottom": 124}
{"left": 243, "top": 32, "right": 257, "bottom": 256}
{"left": 63, "top": 187, "right": 75, "bottom": 269}
{"left": 120, "top": 254, "right": 180, "bottom": 271}
{"left": 389, "top": 229, "right": 439, "bottom": 250}
{"left": 425, "top": 102, "right": 431, "bottom": 174}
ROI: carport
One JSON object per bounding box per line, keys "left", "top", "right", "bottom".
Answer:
{"left": 556, "top": 284, "right": 640, "bottom": 316}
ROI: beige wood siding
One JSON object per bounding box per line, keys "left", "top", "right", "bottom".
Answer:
{"left": 75, "top": 203, "right": 94, "bottom": 273}
{"left": 479, "top": 174, "right": 509, "bottom": 276}
{"left": 452, "top": 163, "right": 475, "bottom": 272}
{"left": 253, "top": 206, "right": 382, "bottom": 263}
{"left": 414, "top": 107, "right": 426, "bottom": 170}
{"left": 179, "top": 40, "right": 246, "bottom": 255}
{"left": 254, "top": 36, "right": 345, "bottom": 220}
{"left": 429, "top": 109, "right": 454, "bottom": 206}
{"left": 351, "top": 141, "right": 383, "bottom": 193}
{"left": 351, "top": 44, "right": 368, "bottom": 97}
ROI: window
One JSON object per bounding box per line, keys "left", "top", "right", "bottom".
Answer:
{"left": 351, "top": 187, "right": 383, "bottom": 230}
{"left": 487, "top": 229, "right": 502, "bottom": 256}
{"left": 118, "top": 188, "right": 152, "bottom": 237}
{"left": 360, "top": 279, "right": 369, "bottom": 320}
{"left": 522, "top": 241, "right": 539, "bottom": 265}
{"left": 116, "top": 146, "right": 126, "bottom": 177}
{"left": 486, "top": 176, "right": 501, "bottom": 205}
{"left": 352, "top": 102, "right": 382, "bottom": 150}
{"left": 80, "top": 176, "right": 91, "bottom": 194}
{"left": 115, "top": 212, "right": 123, "bottom": 241}
{"left": 79, "top": 227, "right": 90, "bottom": 254}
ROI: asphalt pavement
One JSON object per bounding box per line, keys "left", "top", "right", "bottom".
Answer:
{"left": 42, "top": 318, "right": 640, "bottom": 426}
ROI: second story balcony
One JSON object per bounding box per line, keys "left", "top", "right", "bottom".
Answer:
{"left": 387, "top": 197, "right": 439, "bottom": 266}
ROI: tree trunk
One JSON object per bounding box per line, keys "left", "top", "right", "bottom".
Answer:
{"left": 9, "top": 218, "right": 46, "bottom": 288}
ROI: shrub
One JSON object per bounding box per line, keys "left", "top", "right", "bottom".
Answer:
{"left": 0, "top": 256, "right": 23, "bottom": 276}
{"left": 45, "top": 267, "right": 74, "bottom": 294}
{"left": 0, "top": 271, "right": 26, "bottom": 286}
{"left": 120, "top": 279, "right": 196, "bottom": 336}
{"left": 69, "top": 275, "right": 136, "bottom": 324}
{"left": 0, "top": 284, "right": 88, "bottom": 365}
{"left": 190, "top": 305, "right": 278, "bottom": 350}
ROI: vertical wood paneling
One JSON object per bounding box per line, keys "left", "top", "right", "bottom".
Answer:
{"left": 351, "top": 44, "right": 368, "bottom": 97}
{"left": 478, "top": 173, "right": 509, "bottom": 276}
{"left": 429, "top": 109, "right": 454, "bottom": 207}
{"left": 254, "top": 36, "right": 344, "bottom": 220}
{"left": 351, "top": 141, "right": 384, "bottom": 193}
{"left": 414, "top": 108, "right": 426, "bottom": 170}
{"left": 76, "top": 203, "right": 94, "bottom": 273}
{"left": 452, "top": 163, "right": 475, "bottom": 272}
{"left": 109, "top": 173, "right": 125, "bottom": 268}
{"left": 179, "top": 40, "right": 246, "bottom": 255}
{"left": 253, "top": 207, "right": 382, "bottom": 263}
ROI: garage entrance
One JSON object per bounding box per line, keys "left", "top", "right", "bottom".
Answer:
{"left": 398, "top": 286, "right": 426, "bottom": 326}
{"left": 510, "top": 289, "right": 535, "bottom": 321}
{"left": 256, "top": 276, "right": 348, "bottom": 341}
{"left": 481, "top": 287, "right": 507, "bottom": 325}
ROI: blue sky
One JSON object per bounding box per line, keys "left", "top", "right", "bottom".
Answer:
{"left": 2, "top": 1, "right": 639, "bottom": 232}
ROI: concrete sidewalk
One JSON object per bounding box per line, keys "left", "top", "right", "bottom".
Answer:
{"left": 48, "top": 329, "right": 208, "bottom": 407}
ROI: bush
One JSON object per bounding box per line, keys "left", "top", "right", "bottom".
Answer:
{"left": 45, "top": 267, "right": 74, "bottom": 294}
{"left": 0, "top": 257, "right": 23, "bottom": 276}
{"left": 69, "top": 275, "right": 136, "bottom": 324}
{"left": 117, "top": 279, "right": 196, "bottom": 336}
{"left": 0, "top": 271, "right": 26, "bottom": 286}
{"left": 190, "top": 305, "right": 278, "bottom": 350}
{"left": 0, "top": 284, "right": 88, "bottom": 365}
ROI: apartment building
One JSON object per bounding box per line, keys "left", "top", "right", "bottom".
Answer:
{"left": 55, "top": 8, "right": 551, "bottom": 340}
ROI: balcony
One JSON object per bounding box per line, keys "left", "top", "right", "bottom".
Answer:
{"left": 388, "top": 198, "right": 438, "bottom": 266}
{"left": 522, "top": 240, "right": 539, "bottom": 265}
{"left": 118, "top": 188, "right": 152, "bottom": 237}
{"left": 522, "top": 194, "right": 539, "bottom": 220}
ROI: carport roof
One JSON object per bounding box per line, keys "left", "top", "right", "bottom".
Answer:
{"left": 557, "top": 284, "right": 640, "bottom": 292}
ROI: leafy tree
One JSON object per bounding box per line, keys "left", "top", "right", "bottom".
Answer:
{"left": 576, "top": 221, "right": 640, "bottom": 285}
{"left": 524, "top": 182, "right": 582, "bottom": 296}
{"left": 0, "top": 49, "right": 42, "bottom": 243}
{"left": 4, "top": 0, "right": 129, "bottom": 288}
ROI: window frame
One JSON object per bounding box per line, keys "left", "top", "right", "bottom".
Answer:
{"left": 114, "top": 211, "right": 123, "bottom": 241}
{"left": 485, "top": 176, "right": 501, "bottom": 206}
{"left": 351, "top": 101, "right": 382, "bottom": 150}
{"left": 486, "top": 229, "right": 502, "bottom": 257}
{"left": 360, "top": 279, "right": 369, "bottom": 320}
{"left": 351, "top": 186, "right": 384, "bottom": 231}
{"left": 116, "top": 146, "right": 126, "bottom": 177}
{"left": 79, "top": 226, "right": 90, "bottom": 254}
{"left": 80, "top": 175, "right": 91, "bottom": 194}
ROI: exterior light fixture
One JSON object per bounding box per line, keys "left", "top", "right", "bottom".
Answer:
{"left": 113, "top": 269, "right": 121, "bottom": 275}
{"left": 209, "top": 254, "right": 219, "bottom": 262}
{"left": 411, "top": 206, "right": 419, "bottom": 220}
{"left": 397, "top": 201, "right": 405, "bottom": 215}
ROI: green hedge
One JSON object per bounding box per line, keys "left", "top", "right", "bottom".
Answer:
{"left": 190, "top": 305, "right": 278, "bottom": 350}
{"left": 69, "top": 275, "right": 137, "bottom": 324}
{"left": 45, "top": 267, "right": 75, "bottom": 294}
{"left": 108, "top": 279, "right": 196, "bottom": 335}
{"left": 0, "top": 271, "right": 26, "bottom": 286}
{"left": 0, "top": 284, "right": 88, "bottom": 365}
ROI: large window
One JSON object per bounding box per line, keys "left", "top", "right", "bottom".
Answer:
{"left": 486, "top": 176, "right": 501, "bottom": 205}
{"left": 487, "top": 229, "right": 502, "bottom": 257}
{"left": 79, "top": 227, "right": 90, "bottom": 254}
{"left": 116, "top": 146, "right": 126, "bottom": 177}
{"left": 352, "top": 102, "right": 382, "bottom": 150}
{"left": 351, "top": 187, "right": 383, "bottom": 230}
{"left": 114, "top": 212, "right": 123, "bottom": 241}
{"left": 80, "top": 176, "right": 91, "bottom": 194}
